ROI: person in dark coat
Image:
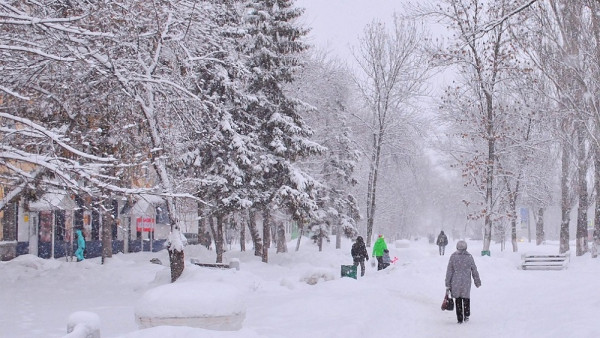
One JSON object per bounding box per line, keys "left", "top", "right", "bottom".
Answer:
{"left": 436, "top": 231, "right": 449, "bottom": 256}
{"left": 351, "top": 236, "right": 369, "bottom": 277}
{"left": 445, "top": 240, "right": 481, "bottom": 324}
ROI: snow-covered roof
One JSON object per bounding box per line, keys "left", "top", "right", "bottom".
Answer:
{"left": 122, "top": 194, "right": 165, "bottom": 216}
{"left": 29, "top": 192, "right": 77, "bottom": 211}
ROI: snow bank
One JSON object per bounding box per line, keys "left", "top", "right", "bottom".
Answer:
{"left": 65, "top": 311, "right": 101, "bottom": 338}
{"left": 134, "top": 281, "right": 245, "bottom": 331}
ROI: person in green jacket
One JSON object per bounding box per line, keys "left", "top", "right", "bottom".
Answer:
{"left": 372, "top": 235, "right": 388, "bottom": 270}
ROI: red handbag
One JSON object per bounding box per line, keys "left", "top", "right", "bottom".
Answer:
{"left": 441, "top": 290, "right": 454, "bottom": 311}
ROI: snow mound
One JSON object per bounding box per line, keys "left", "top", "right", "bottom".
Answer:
{"left": 299, "top": 268, "right": 336, "bottom": 285}
{"left": 65, "top": 311, "right": 101, "bottom": 338}
{"left": 134, "top": 281, "right": 245, "bottom": 331}
{"left": 7, "top": 254, "right": 61, "bottom": 270}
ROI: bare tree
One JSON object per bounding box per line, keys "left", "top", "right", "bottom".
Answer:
{"left": 352, "top": 16, "right": 431, "bottom": 247}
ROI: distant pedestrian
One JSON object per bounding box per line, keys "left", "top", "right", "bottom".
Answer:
{"left": 437, "top": 231, "right": 448, "bottom": 256}
{"left": 445, "top": 240, "right": 481, "bottom": 324}
{"left": 351, "top": 236, "right": 369, "bottom": 277}
{"left": 201, "top": 231, "right": 212, "bottom": 250}
{"left": 75, "top": 228, "right": 86, "bottom": 262}
{"left": 372, "top": 235, "right": 388, "bottom": 271}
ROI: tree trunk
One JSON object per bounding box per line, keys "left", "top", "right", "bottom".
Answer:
{"left": 168, "top": 248, "right": 184, "bottom": 282}
{"left": 295, "top": 226, "right": 303, "bottom": 252}
{"left": 99, "top": 199, "right": 114, "bottom": 264}
{"left": 366, "top": 132, "right": 383, "bottom": 247}
{"left": 482, "top": 92, "right": 495, "bottom": 255}
{"left": 276, "top": 222, "right": 287, "bottom": 253}
{"left": 317, "top": 227, "right": 323, "bottom": 252}
{"left": 197, "top": 203, "right": 205, "bottom": 241}
{"left": 535, "top": 207, "right": 545, "bottom": 245}
{"left": 215, "top": 214, "right": 224, "bottom": 263}
{"left": 207, "top": 213, "right": 218, "bottom": 253}
{"left": 240, "top": 214, "right": 246, "bottom": 252}
{"left": 508, "top": 191, "right": 518, "bottom": 252}
{"left": 560, "top": 140, "right": 571, "bottom": 254}
{"left": 576, "top": 123, "right": 589, "bottom": 256}
{"left": 335, "top": 221, "right": 341, "bottom": 249}
{"left": 247, "top": 209, "right": 262, "bottom": 256}
{"left": 595, "top": 144, "right": 600, "bottom": 241}
{"left": 510, "top": 215, "right": 518, "bottom": 253}
{"left": 101, "top": 211, "right": 113, "bottom": 264}
{"left": 262, "top": 207, "right": 271, "bottom": 263}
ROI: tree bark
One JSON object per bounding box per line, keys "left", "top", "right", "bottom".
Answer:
{"left": 560, "top": 140, "right": 571, "bottom": 254}
{"left": 101, "top": 211, "right": 113, "bottom": 264}
{"left": 335, "top": 221, "right": 341, "bottom": 249}
{"left": 366, "top": 132, "right": 382, "bottom": 247}
{"left": 276, "top": 222, "right": 287, "bottom": 253}
{"left": 595, "top": 144, "right": 600, "bottom": 241}
{"left": 215, "top": 214, "right": 224, "bottom": 263}
{"left": 510, "top": 210, "right": 518, "bottom": 253}
{"left": 535, "top": 207, "right": 545, "bottom": 245}
{"left": 262, "top": 207, "right": 271, "bottom": 263}
{"left": 168, "top": 248, "right": 184, "bottom": 282}
{"left": 100, "top": 199, "right": 114, "bottom": 264}
{"left": 295, "top": 226, "right": 303, "bottom": 252}
{"left": 576, "top": 123, "right": 589, "bottom": 256}
{"left": 247, "top": 209, "right": 262, "bottom": 256}
{"left": 240, "top": 213, "right": 246, "bottom": 252}
{"left": 482, "top": 91, "right": 495, "bottom": 255}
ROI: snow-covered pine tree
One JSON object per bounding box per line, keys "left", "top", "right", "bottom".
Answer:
{"left": 243, "top": 0, "right": 324, "bottom": 262}
{"left": 291, "top": 53, "right": 361, "bottom": 250}
{"left": 174, "top": 0, "right": 262, "bottom": 263}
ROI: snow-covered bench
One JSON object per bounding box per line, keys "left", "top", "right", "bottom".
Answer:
{"left": 135, "top": 281, "right": 245, "bottom": 331}
{"left": 190, "top": 258, "right": 240, "bottom": 270}
{"left": 521, "top": 252, "right": 570, "bottom": 270}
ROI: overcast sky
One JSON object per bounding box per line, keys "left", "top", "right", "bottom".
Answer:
{"left": 295, "top": 0, "right": 410, "bottom": 63}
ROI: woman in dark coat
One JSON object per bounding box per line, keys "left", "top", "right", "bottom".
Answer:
{"left": 351, "top": 236, "right": 369, "bottom": 277}
{"left": 445, "top": 240, "right": 481, "bottom": 324}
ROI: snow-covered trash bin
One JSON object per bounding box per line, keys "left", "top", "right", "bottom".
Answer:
{"left": 64, "top": 311, "right": 101, "bottom": 338}
{"left": 134, "top": 281, "right": 245, "bottom": 331}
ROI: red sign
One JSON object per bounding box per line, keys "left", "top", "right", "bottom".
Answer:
{"left": 136, "top": 217, "right": 155, "bottom": 232}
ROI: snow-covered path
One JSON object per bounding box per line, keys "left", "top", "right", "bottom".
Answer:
{"left": 1, "top": 239, "right": 599, "bottom": 338}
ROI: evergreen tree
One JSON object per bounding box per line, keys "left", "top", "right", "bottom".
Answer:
{"left": 243, "top": 0, "right": 324, "bottom": 262}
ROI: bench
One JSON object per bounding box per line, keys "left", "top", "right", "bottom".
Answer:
{"left": 190, "top": 258, "right": 240, "bottom": 271}
{"left": 521, "top": 252, "right": 570, "bottom": 270}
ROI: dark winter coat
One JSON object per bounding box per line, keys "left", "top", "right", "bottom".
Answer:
{"left": 437, "top": 232, "right": 448, "bottom": 246}
{"left": 445, "top": 242, "right": 481, "bottom": 298}
{"left": 351, "top": 237, "right": 369, "bottom": 262}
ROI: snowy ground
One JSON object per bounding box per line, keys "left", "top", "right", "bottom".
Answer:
{"left": 1, "top": 237, "right": 599, "bottom": 338}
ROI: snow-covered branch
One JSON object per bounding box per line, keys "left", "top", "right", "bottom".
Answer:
{"left": 0, "top": 113, "right": 115, "bottom": 163}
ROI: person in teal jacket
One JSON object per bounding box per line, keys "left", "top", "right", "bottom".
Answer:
{"left": 372, "top": 235, "right": 388, "bottom": 270}
{"left": 75, "top": 228, "right": 86, "bottom": 262}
